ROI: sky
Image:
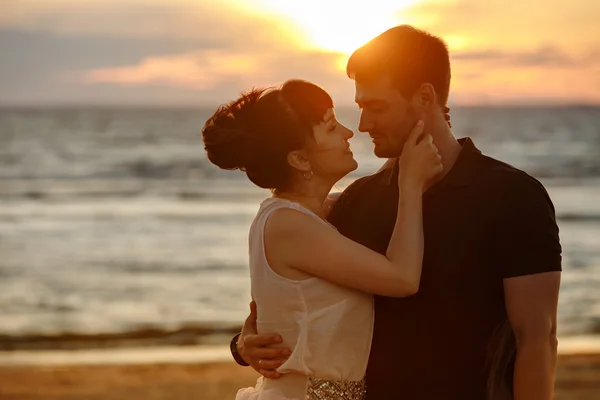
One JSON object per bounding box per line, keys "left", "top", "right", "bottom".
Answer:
{"left": 1, "top": 0, "right": 599, "bottom": 106}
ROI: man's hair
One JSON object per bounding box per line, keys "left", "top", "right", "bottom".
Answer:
{"left": 347, "top": 25, "right": 451, "bottom": 106}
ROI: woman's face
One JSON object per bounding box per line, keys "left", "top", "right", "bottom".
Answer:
{"left": 308, "top": 108, "right": 358, "bottom": 180}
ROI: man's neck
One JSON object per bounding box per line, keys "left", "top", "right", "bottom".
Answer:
{"left": 416, "top": 124, "right": 463, "bottom": 190}
{"left": 434, "top": 131, "right": 463, "bottom": 181}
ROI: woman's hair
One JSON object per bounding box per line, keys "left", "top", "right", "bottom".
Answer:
{"left": 202, "top": 79, "right": 333, "bottom": 191}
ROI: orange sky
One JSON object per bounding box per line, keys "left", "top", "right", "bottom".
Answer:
{"left": 1, "top": 0, "right": 599, "bottom": 105}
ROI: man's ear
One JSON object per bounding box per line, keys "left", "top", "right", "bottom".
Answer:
{"left": 414, "top": 83, "right": 437, "bottom": 108}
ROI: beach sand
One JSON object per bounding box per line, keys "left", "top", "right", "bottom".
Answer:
{"left": 0, "top": 361, "right": 258, "bottom": 400}
{"left": 1, "top": 350, "right": 600, "bottom": 400}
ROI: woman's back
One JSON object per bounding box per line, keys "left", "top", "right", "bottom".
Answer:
{"left": 242, "top": 197, "right": 373, "bottom": 399}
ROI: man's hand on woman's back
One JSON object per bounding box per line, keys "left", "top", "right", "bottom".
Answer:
{"left": 238, "top": 301, "right": 291, "bottom": 378}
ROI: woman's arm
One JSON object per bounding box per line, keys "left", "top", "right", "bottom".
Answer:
{"left": 385, "top": 126, "right": 441, "bottom": 291}
{"left": 266, "top": 121, "right": 442, "bottom": 297}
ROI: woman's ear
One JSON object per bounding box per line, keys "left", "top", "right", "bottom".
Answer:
{"left": 287, "top": 149, "right": 311, "bottom": 174}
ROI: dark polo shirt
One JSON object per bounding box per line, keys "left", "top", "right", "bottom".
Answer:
{"left": 327, "top": 138, "right": 562, "bottom": 399}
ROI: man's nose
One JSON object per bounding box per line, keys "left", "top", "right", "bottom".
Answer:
{"left": 358, "top": 112, "right": 372, "bottom": 133}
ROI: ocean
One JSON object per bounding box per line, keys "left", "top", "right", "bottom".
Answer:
{"left": 0, "top": 106, "right": 599, "bottom": 342}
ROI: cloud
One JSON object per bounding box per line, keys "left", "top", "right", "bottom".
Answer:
{"left": 84, "top": 50, "right": 263, "bottom": 90}
{"left": 452, "top": 46, "right": 600, "bottom": 68}
{"left": 81, "top": 47, "right": 353, "bottom": 104}
{"left": 403, "top": 0, "right": 600, "bottom": 50}
{"left": 0, "top": 29, "right": 353, "bottom": 106}
{"left": 2, "top": 0, "right": 600, "bottom": 106}
{"left": 0, "top": 0, "right": 327, "bottom": 105}
{"left": 0, "top": 0, "right": 299, "bottom": 47}
{"left": 0, "top": 29, "right": 208, "bottom": 101}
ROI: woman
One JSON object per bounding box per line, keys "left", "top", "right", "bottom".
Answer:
{"left": 202, "top": 79, "right": 442, "bottom": 399}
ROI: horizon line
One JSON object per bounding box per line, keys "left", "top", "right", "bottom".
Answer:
{"left": 1, "top": 101, "right": 599, "bottom": 110}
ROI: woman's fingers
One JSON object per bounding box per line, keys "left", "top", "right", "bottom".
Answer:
{"left": 404, "top": 120, "right": 425, "bottom": 150}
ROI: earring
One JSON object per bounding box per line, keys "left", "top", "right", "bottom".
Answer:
{"left": 303, "top": 170, "right": 313, "bottom": 180}
{"left": 444, "top": 106, "right": 452, "bottom": 128}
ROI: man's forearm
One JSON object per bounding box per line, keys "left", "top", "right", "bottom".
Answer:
{"left": 513, "top": 337, "right": 557, "bottom": 400}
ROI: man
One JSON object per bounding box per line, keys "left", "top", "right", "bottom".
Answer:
{"left": 230, "top": 25, "right": 562, "bottom": 399}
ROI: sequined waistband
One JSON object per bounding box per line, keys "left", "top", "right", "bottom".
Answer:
{"left": 307, "top": 377, "right": 366, "bottom": 400}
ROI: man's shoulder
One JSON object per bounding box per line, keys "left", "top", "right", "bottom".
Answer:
{"left": 478, "top": 153, "right": 552, "bottom": 202}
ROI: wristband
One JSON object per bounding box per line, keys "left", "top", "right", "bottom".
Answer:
{"left": 230, "top": 333, "right": 250, "bottom": 367}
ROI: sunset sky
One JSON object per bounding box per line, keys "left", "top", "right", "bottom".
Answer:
{"left": 1, "top": 0, "right": 599, "bottom": 106}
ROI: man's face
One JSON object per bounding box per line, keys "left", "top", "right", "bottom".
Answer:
{"left": 355, "top": 75, "right": 419, "bottom": 158}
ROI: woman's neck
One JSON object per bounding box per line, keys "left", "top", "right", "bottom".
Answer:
{"left": 275, "top": 179, "right": 333, "bottom": 219}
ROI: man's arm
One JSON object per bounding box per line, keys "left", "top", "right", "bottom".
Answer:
{"left": 504, "top": 271, "right": 560, "bottom": 400}
{"left": 232, "top": 301, "right": 290, "bottom": 378}
{"left": 494, "top": 173, "right": 562, "bottom": 399}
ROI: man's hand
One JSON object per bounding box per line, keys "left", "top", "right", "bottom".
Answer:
{"left": 237, "top": 301, "right": 291, "bottom": 378}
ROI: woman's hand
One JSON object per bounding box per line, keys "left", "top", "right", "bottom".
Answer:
{"left": 398, "top": 120, "right": 443, "bottom": 191}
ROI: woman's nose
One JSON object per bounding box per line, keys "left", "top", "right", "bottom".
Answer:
{"left": 344, "top": 127, "right": 354, "bottom": 139}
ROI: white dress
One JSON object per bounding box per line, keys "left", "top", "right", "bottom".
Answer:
{"left": 236, "top": 198, "right": 374, "bottom": 400}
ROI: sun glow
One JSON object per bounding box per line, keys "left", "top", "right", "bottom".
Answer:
{"left": 237, "top": 0, "right": 419, "bottom": 55}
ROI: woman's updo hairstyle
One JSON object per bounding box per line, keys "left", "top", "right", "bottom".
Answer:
{"left": 202, "top": 79, "right": 333, "bottom": 191}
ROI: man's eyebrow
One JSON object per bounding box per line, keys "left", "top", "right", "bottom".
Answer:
{"left": 324, "top": 113, "right": 335, "bottom": 122}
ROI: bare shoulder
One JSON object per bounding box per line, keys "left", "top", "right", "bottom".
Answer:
{"left": 264, "top": 207, "right": 321, "bottom": 237}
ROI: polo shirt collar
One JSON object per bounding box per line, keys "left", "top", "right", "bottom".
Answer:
{"left": 380, "top": 137, "right": 483, "bottom": 188}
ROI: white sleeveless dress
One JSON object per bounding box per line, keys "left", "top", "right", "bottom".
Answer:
{"left": 235, "top": 198, "right": 374, "bottom": 400}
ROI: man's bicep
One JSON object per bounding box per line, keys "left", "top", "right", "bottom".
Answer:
{"left": 504, "top": 271, "right": 561, "bottom": 339}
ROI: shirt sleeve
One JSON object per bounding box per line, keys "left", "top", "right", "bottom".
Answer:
{"left": 494, "top": 173, "right": 562, "bottom": 279}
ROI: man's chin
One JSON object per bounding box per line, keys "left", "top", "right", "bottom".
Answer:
{"left": 373, "top": 145, "right": 400, "bottom": 159}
